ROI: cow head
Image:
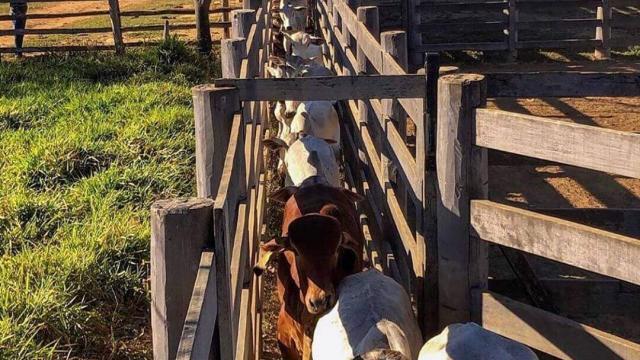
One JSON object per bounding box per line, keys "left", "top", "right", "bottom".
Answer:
{"left": 260, "top": 180, "right": 364, "bottom": 315}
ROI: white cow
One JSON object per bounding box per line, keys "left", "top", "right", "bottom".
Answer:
{"left": 290, "top": 100, "right": 340, "bottom": 147}
{"left": 282, "top": 31, "right": 324, "bottom": 66}
{"left": 419, "top": 323, "right": 538, "bottom": 360}
{"left": 264, "top": 135, "right": 341, "bottom": 187}
{"left": 312, "top": 270, "right": 423, "bottom": 360}
{"left": 280, "top": 3, "right": 307, "bottom": 33}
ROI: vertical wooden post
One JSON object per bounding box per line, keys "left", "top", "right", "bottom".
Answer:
{"left": 194, "top": 86, "right": 240, "bottom": 198}
{"left": 356, "top": 5, "right": 379, "bottom": 129}
{"left": 222, "top": 0, "right": 231, "bottom": 39}
{"left": 151, "top": 198, "right": 215, "bottom": 360}
{"left": 163, "top": 20, "right": 171, "bottom": 41}
{"left": 232, "top": 9, "right": 255, "bottom": 39}
{"left": 221, "top": 38, "right": 247, "bottom": 78}
{"left": 595, "top": 0, "right": 611, "bottom": 60}
{"left": 244, "top": 0, "right": 261, "bottom": 10}
{"left": 381, "top": 31, "right": 408, "bottom": 214}
{"left": 436, "top": 74, "right": 487, "bottom": 329}
{"left": 107, "top": 0, "right": 125, "bottom": 54}
{"left": 407, "top": 0, "right": 423, "bottom": 68}
{"left": 507, "top": 0, "right": 518, "bottom": 61}
{"left": 419, "top": 52, "right": 440, "bottom": 338}
{"left": 194, "top": 0, "right": 213, "bottom": 54}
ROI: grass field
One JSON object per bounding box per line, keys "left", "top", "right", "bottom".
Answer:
{"left": 0, "top": 40, "right": 219, "bottom": 359}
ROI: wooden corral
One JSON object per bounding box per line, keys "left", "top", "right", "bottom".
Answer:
{"left": 0, "top": 0, "right": 238, "bottom": 55}
{"left": 149, "top": 0, "right": 640, "bottom": 358}
{"left": 437, "top": 71, "right": 640, "bottom": 359}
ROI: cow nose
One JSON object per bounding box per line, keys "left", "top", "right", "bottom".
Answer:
{"left": 308, "top": 294, "right": 332, "bottom": 313}
{"left": 285, "top": 110, "right": 296, "bottom": 118}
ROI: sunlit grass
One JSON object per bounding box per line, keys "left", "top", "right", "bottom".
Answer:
{"left": 0, "top": 39, "right": 219, "bottom": 359}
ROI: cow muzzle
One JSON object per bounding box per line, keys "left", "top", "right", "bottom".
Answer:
{"left": 306, "top": 291, "right": 334, "bottom": 314}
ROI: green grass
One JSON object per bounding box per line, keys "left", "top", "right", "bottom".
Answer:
{"left": 0, "top": 39, "right": 220, "bottom": 359}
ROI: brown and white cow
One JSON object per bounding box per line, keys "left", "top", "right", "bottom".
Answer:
{"left": 255, "top": 176, "right": 365, "bottom": 360}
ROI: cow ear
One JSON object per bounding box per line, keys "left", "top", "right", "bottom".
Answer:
{"left": 266, "top": 65, "right": 282, "bottom": 78}
{"left": 342, "top": 189, "right": 364, "bottom": 203}
{"left": 270, "top": 186, "right": 298, "bottom": 203}
{"left": 263, "top": 137, "right": 289, "bottom": 151}
{"left": 337, "top": 246, "right": 358, "bottom": 274}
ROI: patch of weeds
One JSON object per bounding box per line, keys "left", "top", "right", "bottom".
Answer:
{"left": 26, "top": 148, "right": 115, "bottom": 191}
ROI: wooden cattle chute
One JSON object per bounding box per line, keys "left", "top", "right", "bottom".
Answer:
{"left": 151, "top": 3, "right": 270, "bottom": 359}
{"left": 0, "top": 0, "right": 238, "bottom": 55}
{"left": 407, "top": 0, "right": 637, "bottom": 64}
{"left": 435, "top": 70, "right": 640, "bottom": 359}
{"left": 315, "top": 0, "right": 444, "bottom": 336}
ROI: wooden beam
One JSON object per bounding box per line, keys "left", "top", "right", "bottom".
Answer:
{"left": 176, "top": 251, "right": 218, "bottom": 360}
{"left": 471, "top": 200, "right": 640, "bottom": 285}
{"left": 479, "top": 291, "right": 640, "bottom": 360}
{"left": 214, "top": 75, "right": 426, "bottom": 101}
{"left": 474, "top": 109, "right": 640, "bottom": 179}
{"left": 221, "top": 38, "right": 247, "bottom": 79}
{"left": 436, "top": 74, "right": 488, "bottom": 328}
{"left": 485, "top": 71, "right": 640, "bottom": 97}
{"left": 151, "top": 198, "right": 215, "bottom": 360}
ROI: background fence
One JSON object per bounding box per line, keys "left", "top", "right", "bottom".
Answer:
{"left": 408, "top": 0, "right": 639, "bottom": 61}
{"left": 0, "top": 0, "right": 238, "bottom": 55}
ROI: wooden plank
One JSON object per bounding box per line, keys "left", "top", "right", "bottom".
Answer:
{"left": 417, "top": 21, "right": 507, "bottom": 32}
{"left": 214, "top": 75, "right": 426, "bottom": 101}
{"left": 235, "top": 287, "right": 254, "bottom": 360}
{"left": 176, "top": 251, "right": 217, "bottom": 360}
{"left": 230, "top": 202, "right": 248, "bottom": 333}
{"left": 471, "top": 200, "right": 640, "bottom": 285}
{"left": 479, "top": 291, "right": 640, "bottom": 360}
{"left": 213, "top": 113, "right": 246, "bottom": 360}
{"left": 517, "top": 18, "right": 600, "bottom": 28}
{"left": 151, "top": 198, "right": 215, "bottom": 360}
{"left": 436, "top": 74, "right": 487, "bottom": 327}
{"left": 420, "top": 41, "right": 509, "bottom": 51}
{"left": 536, "top": 208, "right": 640, "bottom": 238}
{"left": 486, "top": 71, "right": 640, "bottom": 97}
{"left": 517, "top": 39, "right": 600, "bottom": 49}
{"left": 221, "top": 38, "right": 247, "bottom": 79}
{"left": 474, "top": 109, "right": 640, "bottom": 178}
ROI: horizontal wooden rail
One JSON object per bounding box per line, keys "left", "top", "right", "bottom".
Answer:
{"left": 213, "top": 75, "right": 426, "bottom": 101}
{"left": 0, "top": 40, "right": 221, "bottom": 54}
{"left": 0, "top": 7, "right": 237, "bottom": 21}
{"left": 474, "top": 109, "right": 640, "bottom": 178}
{"left": 478, "top": 291, "right": 640, "bottom": 360}
{"left": 516, "top": 38, "right": 599, "bottom": 49}
{"left": 517, "top": 18, "right": 601, "bottom": 28}
{"left": 177, "top": 251, "right": 217, "bottom": 360}
{"left": 485, "top": 72, "right": 640, "bottom": 97}
{"left": 418, "top": 21, "right": 508, "bottom": 32}
{"left": 421, "top": 42, "right": 509, "bottom": 51}
{"left": 417, "top": 0, "right": 507, "bottom": 10}
{"left": 0, "top": 22, "right": 230, "bottom": 37}
{"left": 470, "top": 200, "right": 640, "bottom": 285}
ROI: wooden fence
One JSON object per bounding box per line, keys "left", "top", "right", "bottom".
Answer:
{"left": 314, "top": 0, "right": 456, "bottom": 337}
{"left": 435, "top": 71, "right": 640, "bottom": 358}
{"left": 151, "top": 2, "right": 270, "bottom": 359}
{"left": 407, "top": 0, "right": 638, "bottom": 64}
{"left": 0, "top": 0, "right": 238, "bottom": 55}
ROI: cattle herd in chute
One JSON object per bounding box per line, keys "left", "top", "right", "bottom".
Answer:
{"left": 254, "top": 3, "right": 540, "bottom": 359}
